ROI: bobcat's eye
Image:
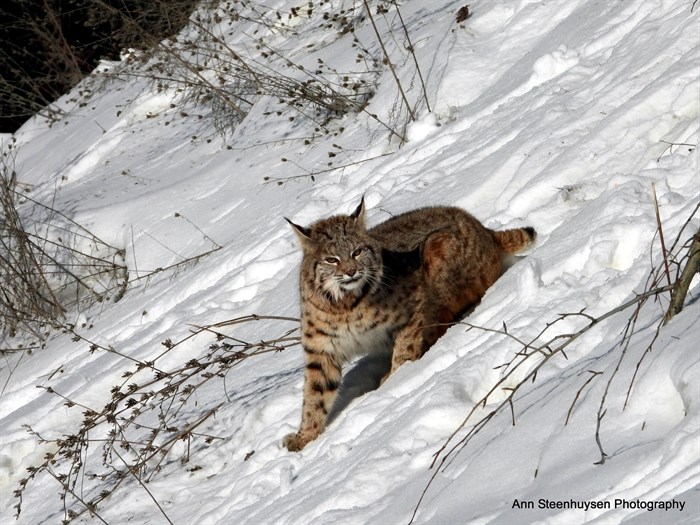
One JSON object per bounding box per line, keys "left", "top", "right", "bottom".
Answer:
{"left": 351, "top": 247, "right": 364, "bottom": 259}
{"left": 324, "top": 256, "right": 340, "bottom": 265}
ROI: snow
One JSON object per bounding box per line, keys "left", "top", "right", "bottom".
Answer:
{"left": 1, "top": 0, "right": 699, "bottom": 524}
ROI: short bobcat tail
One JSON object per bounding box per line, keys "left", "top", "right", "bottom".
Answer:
{"left": 492, "top": 226, "right": 536, "bottom": 254}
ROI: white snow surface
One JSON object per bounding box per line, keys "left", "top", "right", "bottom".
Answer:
{"left": 1, "top": 1, "right": 699, "bottom": 524}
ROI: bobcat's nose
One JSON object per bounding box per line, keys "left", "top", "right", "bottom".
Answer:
{"left": 345, "top": 268, "right": 357, "bottom": 277}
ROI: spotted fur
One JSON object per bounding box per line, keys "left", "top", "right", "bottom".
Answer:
{"left": 283, "top": 198, "right": 536, "bottom": 451}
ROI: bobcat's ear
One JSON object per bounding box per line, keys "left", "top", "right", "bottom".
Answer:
{"left": 349, "top": 195, "right": 365, "bottom": 228}
{"left": 285, "top": 217, "right": 313, "bottom": 247}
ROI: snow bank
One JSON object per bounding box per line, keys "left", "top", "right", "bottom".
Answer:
{"left": 1, "top": 1, "right": 698, "bottom": 524}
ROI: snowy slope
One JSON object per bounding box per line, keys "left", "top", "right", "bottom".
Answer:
{"left": 1, "top": 0, "right": 699, "bottom": 524}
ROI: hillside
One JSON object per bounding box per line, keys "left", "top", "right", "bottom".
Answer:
{"left": 1, "top": 1, "right": 699, "bottom": 524}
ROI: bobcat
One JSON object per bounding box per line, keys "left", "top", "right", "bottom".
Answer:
{"left": 283, "top": 197, "right": 535, "bottom": 451}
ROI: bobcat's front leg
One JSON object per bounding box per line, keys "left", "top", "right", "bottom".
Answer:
{"left": 283, "top": 347, "right": 342, "bottom": 451}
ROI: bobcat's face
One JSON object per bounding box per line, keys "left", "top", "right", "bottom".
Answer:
{"left": 287, "top": 198, "right": 383, "bottom": 302}
{"left": 314, "top": 235, "right": 381, "bottom": 301}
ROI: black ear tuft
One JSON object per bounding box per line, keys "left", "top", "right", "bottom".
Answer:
{"left": 285, "top": 217, "right": 312, "bottom": 243}
{"left": 349, "top": 195, "right": 365, "bottom": 224}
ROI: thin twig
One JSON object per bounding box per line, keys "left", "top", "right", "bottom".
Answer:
{"left": 113, "top": 448, "right": 174, "bottom": 525}
{"left": 390, "top": 0, "right": 431, "bottom": 113}
{"left": 565, "top": 370, "right": 602, "bottom": 425}
{"left": 651, "top": 183, "right": 672, "bottom": 287}
{"left": 363, "top": 0, "right": 415, "bottom": 123}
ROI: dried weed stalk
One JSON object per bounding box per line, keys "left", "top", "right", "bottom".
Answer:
{"left": 14, "top": 314, "right": 300, "bottom": 524}
{"left": 1, "top": 138, "right": 128, "bottom": 350}
{"left": 93, "top": 0, "right": 382, "bottom": 140}
{"left": 87, "top": 0, "right": 435, "bottom": 160}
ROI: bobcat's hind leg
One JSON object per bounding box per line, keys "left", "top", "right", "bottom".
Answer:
{"left": 386, "top": 310, "right": 426, "bottom": 379}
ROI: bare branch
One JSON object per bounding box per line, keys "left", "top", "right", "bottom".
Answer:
{"left": 663, "top": 229, "right": 700, "bottom": 325}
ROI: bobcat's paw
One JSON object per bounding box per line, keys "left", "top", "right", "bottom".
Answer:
{"left": 283, "top": 432, "right": 311, "bottom": 452}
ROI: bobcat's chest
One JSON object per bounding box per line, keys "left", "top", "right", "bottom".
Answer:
{"left": 304, "top": 295, "right": 410, "bottom": 364}
{"left": 331, "top": 319, "right": 393, "bottom": 363}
